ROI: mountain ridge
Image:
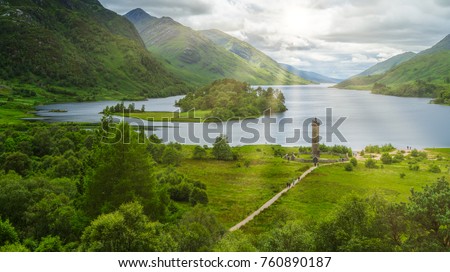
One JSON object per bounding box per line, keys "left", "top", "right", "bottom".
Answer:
{"left": 357, "top": 52, "right": 416, "bottom": 77}
{"left": 279, "top": 63, "right": 342, "bottom": 83}
{"left": 124, "top": 8, "right": 310, "bottom": 86}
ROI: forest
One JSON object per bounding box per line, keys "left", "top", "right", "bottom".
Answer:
{"left": 0, "top": 120, "right": 449, "bottom": 252}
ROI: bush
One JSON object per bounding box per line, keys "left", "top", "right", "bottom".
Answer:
{"left": 381, "top": 153, "right": 393, "bottom": 164}
{"left": 189, "top": 187, "right": 208, "bottom": 206}
{"left": 212, "top": 135, "right": 234, "bottom": 161}
{"left": 350, "top": 157, "right": 358, "bottom": 167}
{"left": 409, "top": 164, "right": 420, "bottom": 171}
{"left": 192, "top": 145, "right": 207, "bottom": 160}
{"left": 365, "top": 144, "right": 395, "bottom": 154}
{"left": 393, "top": 153, "right": 404, "bottom": 163}
{"left": 429, "top": 165, "right": 441, "bottom": 173}
{"left": 273, "top": 146, "right": 286, "bottom": 157}
{"left": 400, "top": 173, "right": 406, "bottom": 179}
{"left": 169, "top": 181, "right": 193, "bottom": 202}
{"left": 243, "top": 159, "right": 251, "bottom": 168}
{"left": 365, "top": 158, "right": 378, "bottom": 169}
{"left": 298, "top": 146, "right": 311, "bottom": 153}
{"left": 344, "top": 163, "right": 353, "bottom": 172}
{"left": 161, "top": 146, "right": 182, "bottom": 166}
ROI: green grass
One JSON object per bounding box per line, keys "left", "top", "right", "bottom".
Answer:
{"left": 0, "top": 107, "right": 34, "bottom": 124}
{"left": 118, "top": 110, "right": 212, "bottom": 122}
{"left": 176, "top": 145, "right": 311, "bottom": 228}
{"left": 166, "top": 144, "right": 450, "bottom": 235}
{"left": 241, "top": 149, "right": 450, "bottom": 234}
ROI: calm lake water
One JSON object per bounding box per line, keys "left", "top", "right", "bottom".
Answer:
{"left": 35, "top": 85, "right": 450, "bottom": 149}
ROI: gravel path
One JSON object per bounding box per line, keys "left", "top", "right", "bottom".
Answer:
{"left": 229, "top": 166, "right": 318, "bottom": 232}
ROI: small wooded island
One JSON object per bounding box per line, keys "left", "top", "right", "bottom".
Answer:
{"left": 106, "top": 79, "right": 288, "bottom": 121}
{"left": 175, "top": 79, "right": 287, "bottom": 120}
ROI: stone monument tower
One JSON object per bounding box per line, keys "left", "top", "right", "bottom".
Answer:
{"left": 312, "top": 117, "right": 320, "bottom": 159}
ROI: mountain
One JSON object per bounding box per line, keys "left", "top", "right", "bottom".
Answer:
{"left": 125, "top": 9, "right": 310, "bottom": 86}
{"left": 335, "top": 34, "right": 450, "bottom": 96}
{"left": 123, "top": 7, "right": 156, "bottom": 32}
{"left": 0, "top": 0, "right": 187, "bottom": 100}
{"left": 279, "top": 63, "right": 342, "bottom": 83}
{"left": 418, "top": 34, "right": 450, "bottom": 55}
{"left": 357, "top": 52, "right": 416, "bottom": 76}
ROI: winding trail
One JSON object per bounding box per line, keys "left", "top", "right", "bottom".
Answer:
{"left": 229, "top": 165, "right": 318, "bottom": 232}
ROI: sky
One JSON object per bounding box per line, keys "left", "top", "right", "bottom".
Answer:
{"left": 98, "top": 0, "right": 450, "bottom": 79}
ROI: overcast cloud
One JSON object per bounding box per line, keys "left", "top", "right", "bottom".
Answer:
{"left": 98, "top": 0, "right": 450, "bottom": 79}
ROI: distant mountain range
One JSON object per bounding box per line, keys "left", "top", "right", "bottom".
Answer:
{"left": 279, "top": 64, "right": 342, "bottom": 83}
{"left": 0, "top": 0, "right": 188, "bottom": 99}
{"left": 335, "top": 34, "right": 450, "bottom": 98}
{"left": 125, "top": 8, "right": 311, "bottom": 86}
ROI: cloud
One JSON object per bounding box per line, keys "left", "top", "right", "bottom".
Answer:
{"left": 435, "top": 0, "right": 450, "bottom": 7}
{"left": 98, "top": 0, "right": 450, "bottom": 79}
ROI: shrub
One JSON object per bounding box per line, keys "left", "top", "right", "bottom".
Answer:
{"left": 365, "top": 158, "right": 378, "bottom": 169}
{"left": 169, "top": 181, "right": 193, "bottom": 202}
{"left": 409, "top": 164, "right": 420, "bottom": 171}
{"left": 400, "top": 173, "right": 406, "bottom": 179}
{"left": 189, "top": 187, "right": 208, "bottom": 206}
{"left": 381, "top": 153, "right": 393, "bottom": 164}
{"left": 429, "top": 165, "right": 441, "bottom": 173}
{"left": 212, "top": 135, "right": 233, "bottom": 161}
{"left": 393, "top": 153, "right": 404, "bottom": 163}
{"left": 243, "top": 159, "right": 251, "bottom": 168}
{"left": 272, "top": 146, "right": 286, "bottom": 157}
{"left": 192, "top": 145, "right": 207, "bottom": 160}
{"left": 161, "top": 146, "right": 182, "bottom": 166}
{"left": 350, "top": 157, "right": 358, "bottom": 167}
{"left": 344, "top": 163, "right": 353, "bottom": 172}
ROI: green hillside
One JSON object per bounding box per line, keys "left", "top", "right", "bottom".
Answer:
{"left": 200, "top": 29, "right": 312, "bottom": 84}
{"left": 335, "top": 34, "right": 450, "bottom": 104}
{"left": 358, "top": 52, "right": 416, "bottom": 76}
{"left": 125, "top": 9, "right": 309, "bottom": 86}
{"left": 0, "top": 0, "right": 188, "bottom": 101}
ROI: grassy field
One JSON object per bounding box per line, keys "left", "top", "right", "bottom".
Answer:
{"left": 176, "top": 145, "right": 312, "bottom": 228}
{"left": 241, "top": 148, "right": 450, "bottom": 234}
{"left": 176, "top": 145, "right": 360, "bottom": 228}
{"left": 174, "top": 146, "right": 450, "bottom": 234}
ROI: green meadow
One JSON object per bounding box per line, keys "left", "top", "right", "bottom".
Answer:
{"left": 175, "top": 146, "right": 450, "bottom": 233}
